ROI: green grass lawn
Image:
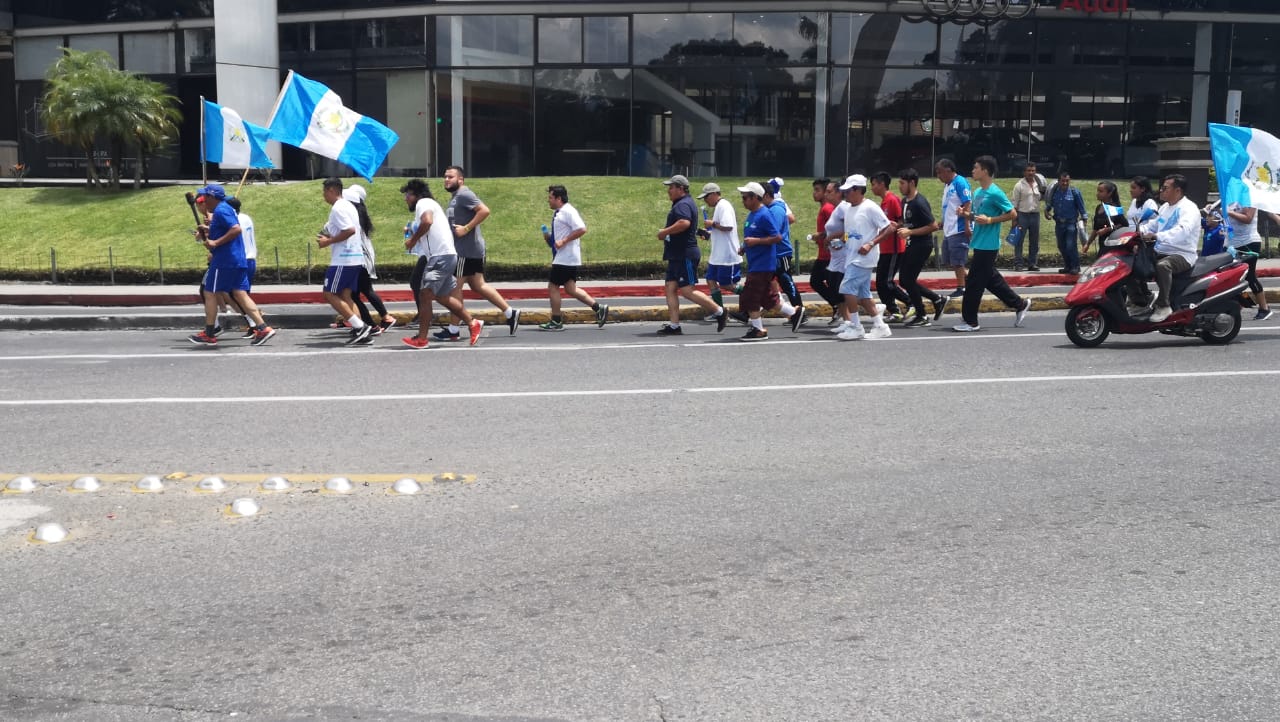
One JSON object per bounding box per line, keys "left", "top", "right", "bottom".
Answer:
{"left": 0, "top": 175, "right": 1117, "bottom": 276}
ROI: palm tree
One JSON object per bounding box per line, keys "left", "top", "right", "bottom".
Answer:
{"left": 40, "top": 48, "right": 181, "bottom": 189}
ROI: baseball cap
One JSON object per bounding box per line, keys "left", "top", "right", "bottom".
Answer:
{"left": 838, "top": 174, "right": 868, "bottom": 191}
{"left": 663, "top": 174, "right": 690, "bottom": 189}
{"left": 196, "top": 183, "right": 226, "bottom": 200}
{"left": 342, "top": 185, "right": 366, "bottom": 203}
{"left": 736, "top": 182, "right": 766, "bottom": 197}
{"left": 768, "top": 177, "right": 785, "bottom": 194}
{"left": 696, "top": 182, "right": 721, "bottom": 199}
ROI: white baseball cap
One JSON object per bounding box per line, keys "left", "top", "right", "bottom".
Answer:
{"left": 736, "top": 182, "right": 766, "bottom": 197}
{"left": 838, "top": 174, "right": 868, "bottom": 191}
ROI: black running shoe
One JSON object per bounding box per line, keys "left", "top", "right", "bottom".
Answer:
{"left": 790, "top": 306, "right": 806, "bottom": 332}
{"left": 657, "top": 324, "right": 683, "bottom": 336}
{"left": 715, "top": 310, "right": 728, "bottom": 333}
{"left": 741, "top": 327, "right": 768, "bottom": 342}
{"left": 508, "top": 308, "right": 521, "bottom": 335}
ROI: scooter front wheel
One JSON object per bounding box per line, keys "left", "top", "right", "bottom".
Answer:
{"left": 1066, "top": 305, "right": 1110, "bottom": 347}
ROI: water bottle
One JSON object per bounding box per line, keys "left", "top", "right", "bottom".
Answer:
{"left": 542, "top": 224, "right": 554, "bottom": 257}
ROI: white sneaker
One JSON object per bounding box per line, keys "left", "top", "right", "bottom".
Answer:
{"left": 867, "top": 324, "right": 892, "bottom": 339}
{"left": 1014, "top": 298, "right": 1031, "bottom": 328}
{"left": 952, "top": 322, "right": 981, "bottom": 332}
{"left": 830, "top": 321, "right": 852, "bottom": 334}
{"left": 1149, "top": 305, "right": 1173, "bottom": 323}
{"left": 837, "top": 324, "right": 865, "bottom": 340}
{"left": 874, "top": 303, "right": 887, "bottom": 317}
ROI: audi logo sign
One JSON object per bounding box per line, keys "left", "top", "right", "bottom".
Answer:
{"left": 918, "top": 0, "right": 1040, "bottom": 20}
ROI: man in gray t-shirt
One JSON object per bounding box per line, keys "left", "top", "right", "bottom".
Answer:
{"left": 435, "top": 165, "right": 521, "bottom": 339}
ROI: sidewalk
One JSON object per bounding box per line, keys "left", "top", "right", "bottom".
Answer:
{"left": 2, "top": 261, "right": 1277, "bottom": 331}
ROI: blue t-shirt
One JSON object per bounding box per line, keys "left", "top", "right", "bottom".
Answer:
{"left": 664, "top": 195, "right": 700, "bottom": 261}
{"left": 767, "top": 199, "right": 793, "bottom": 258}
{"left": 743, "top": 207, "right": 779, "bottom": 273}
{"left": 970, "top": 184, "right": 1015, "bottom": 251}
{"left": 207, "top": 200, "right": 247, "bottom": 269}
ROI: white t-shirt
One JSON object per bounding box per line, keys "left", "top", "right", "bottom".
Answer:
{"left": 236, "top": 212, "right": 257, "bottom": 261}
{"left": 707, "top": 198, "right": 741, "bottom": 266}
{"left": 410, "top": 197, "right": 456, "bottom": 258}
{"left": 825, "top": 201, "right": 850, "bottom": 269}
{"left": 550, "top": 201, "right": 587, "bottom": 267}
{"left": 1126, "top": 198, "right": 1159, "bottom": 230}
{"left": 325, "top": 198, "right": 364, "bottom": 267}
{"left": 843, "top": 199, "right": 889, "bottom": 270}
{"left": 1228, "top": 203, "right": 1260, "bottom": 246}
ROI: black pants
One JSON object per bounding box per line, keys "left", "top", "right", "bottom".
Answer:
{"left": 1243, "top": 241, "right": 1264, "bottom": 294}
{"left": 962, "top": 249, "right": 1023, "bottom": 325}
{"left": 352, "top": 267, "right": 389, "bottom": 325}
{"left": 899, "top": 238, "right": 944, "bottom": 316}
{"left": 809, "top": 258, "right": 843, "bottom": 309}
{"left": 828, "top": 270, "right": 845, "bottom": 309}
{"left": 774, "top": 255, "right": 801, "bottom": 308}
{"left": 876, "top": 250, "right": 913, "bottom": 313}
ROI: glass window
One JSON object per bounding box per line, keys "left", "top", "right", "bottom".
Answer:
{"left": 732, "top": 12, "right": 823, "bottom": 66}
{"left": 1034, "top": 69, "right": 1127, "bottom": 177}
{"left": 539, "top": 17, "right": 583, "bottom": 64}
{"left": 1129, "top": 21, "right": 1196, "bottom": 68}
{"left": 15, "top": 0, "right": 210, "bottom": 27}
{"left": 1231, "top": 23, "right": 1280, "bottom": 74}
{"left": 434, "top": 69, "right": 533, "bottom": 176}
{"left": 585, "top": 17, "right": 628, "bottom": 64}
{"left": 123, "top": 33, "right": 176, "bottom": 74}
{"left": 1034, "top": 20, "right": 1125, "bottom": 67}
{"left": 355, "top": 17, "right": 428, "bottom": 69}
{"left": 436, "top": 15, "right": 534, "bottom": 67}
{"left": 68, "top": 34, "right": 119, "bottom": 66}
{"left": 633, "top": 13, "right": 732, "bottom": 66}
{"left": 849, "top": 68, "right": 940, "bottom": 177}
{"left": 184, "top": 28, "right": 215, "bottom": 73}
{"left": 831, "top": 13, "right": 938, "bottom": 67}
{"left": 15, "top": 37, "right": 65, "bottom": 81}
{"left": 1230, "top": 73, "right": 1280, "bottom": 133}
{"left": 535, "top": 69, "right": 631, "bottom": 180}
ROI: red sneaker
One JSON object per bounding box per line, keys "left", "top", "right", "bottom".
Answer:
{"left": 469, "top": 319, "right": 484, "bottom": 346}
{"left": 188, "top": 331, "right": 218, "bottom": 345}
{"left": 402, "top": 336, "right": 429, "bottom": 349}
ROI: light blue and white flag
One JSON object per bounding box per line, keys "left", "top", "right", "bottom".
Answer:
{"left": 266, "top": 71, "right": 399, "bottom": 182}
{"left": 1209, "top": 122, "right": 1280, "bottom": 214}
{"left": 1102, "top": 203, "right": 1125, "bottom": 219}
{"left": 201, "top": 99, "right": 274, "bottom": 169}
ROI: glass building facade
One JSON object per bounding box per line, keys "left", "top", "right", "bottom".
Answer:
{"left": 5, "top": 0, "right": 1280, "bottom": 180}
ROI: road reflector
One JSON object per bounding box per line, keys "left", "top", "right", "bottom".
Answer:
{"left": 195, "top": 476, "right": 228, "bottom": 493}
{"left": 260, "top": 476, "right": 292, "bottom": 492}
{"left": 390, "top": 478, "right": 422, "bottom": 495}
{"left": 133, "top": 475, "right": 164, "bottom": 493}
{"left": 226, "top": 498, "right": 261, "bottom": 518}
{"left": 4, "top": 476, "right": 36, "bottom": 494}
{"left": 323, "top": 477, "right": 353, "bottom": 494}
{"left": 29, "top": 523, "right": 69, "bottom": 544}
{"left": 68, "top": 476, "right": 102, "bottom": 493}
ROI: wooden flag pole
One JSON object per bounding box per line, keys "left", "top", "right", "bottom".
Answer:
{"left": 199, "top": 95, "right": 208, "bottom": 185}
{"left": 234, "top": 167, "right": 252, "bottom": 198}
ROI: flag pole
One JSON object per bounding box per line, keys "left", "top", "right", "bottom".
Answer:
{"left": 234, "top": 167, "right": 252, "bottom": 198}
{"left": 199, "top": 95, "right": 207, "bottom": 185}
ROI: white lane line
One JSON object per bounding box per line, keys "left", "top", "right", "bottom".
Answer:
{"left": 2, "top": 369, "right": 1278, "bottom": 407}
{"left": 2, "top": 325, "right": 1279, "bottom": 363}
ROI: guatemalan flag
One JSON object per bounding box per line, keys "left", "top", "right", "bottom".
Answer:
{"left": 267, "top": 71, "right": 399, "bottom": 182}
{"left": 1209, "top": 122, "right": 1280, "bottom": 214}
{"left": 201, "top": 99, "right": 274, "bottom": 169}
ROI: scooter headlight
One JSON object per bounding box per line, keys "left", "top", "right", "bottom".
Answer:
{"left": 1077, "top": 260, "right": 1121, "bottom": 283}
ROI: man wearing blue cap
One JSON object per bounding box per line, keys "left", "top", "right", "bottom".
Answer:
{"left": 188, "top": 184, "right": 276, "bottom": 346}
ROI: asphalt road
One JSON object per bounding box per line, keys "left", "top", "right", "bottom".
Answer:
{"left": 3, "top": 311, "right": 1280, "bottom": 721}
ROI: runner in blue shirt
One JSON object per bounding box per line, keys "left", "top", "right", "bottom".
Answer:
{"left": 187, "top": 183, "right": 276, "bottom": 346}
{"left": 761, "top": 180, "right": 804, "bottom": 329}
{"left": 656, "top": 175, "right": 726, "bottom": 335}
{"left": 954, "top": 157, "right": 1032, "bottom": 332}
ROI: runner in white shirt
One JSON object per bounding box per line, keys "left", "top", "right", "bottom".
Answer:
{"left": 538, "top": 184, "right": 609, "bottom": 330}
{"left": 836, "top": 174, "right": 893, "bottom": 340}
{"left": 696, "top": 182, "right": 742, "bottom": 319}
{"left": 316, "top": 178, "right": 374, "bottom": 345}
{"left": 824, "top": 197, "right": 852, "bottom": 328}
{"left": 1226, "top": 200, "right": 1273, "bottom": 319}
{"left": 399, "top": 178, "right": 484, "bottom": 349}
{"left": 226, "top": 196, "right": 262, "bottom": 339}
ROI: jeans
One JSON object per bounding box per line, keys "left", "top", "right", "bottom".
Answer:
{"left": 1014, "top": 212, "right": 1040, "bottom": 267}
{"left": 1055, "top": 219, "right": 1080, "bottom": 271}
{"left": 962, "top": 249, "right": 1024, "bottom": 326}
{"left": 809, "top": 258, "right": 843, "bottom": 309}
{"left": 875, "top": 252, "right": 912, "bottom": 312}
{"left": 899, "top": 238, "right": 944, "bottom": 316}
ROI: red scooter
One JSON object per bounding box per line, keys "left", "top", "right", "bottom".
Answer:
{"left": 1063, "top": 230, "right": 1253, "bottom": 347}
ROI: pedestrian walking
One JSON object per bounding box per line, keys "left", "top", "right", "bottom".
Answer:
{"left": 954, "top": 157, "right": 1032, "bottom": 332}
{"left": 400, "top": 178, "right": 485, "bottom": 348}
{"left": 187, "top": 183, "right": 276, "bottom": 346}
{"left": 1225, "top": 200, "right": 1273, "bottom": 320}
{"left": 342, "top": 184, "right": 396, "bottom": 336}
{"left": 437, "top": 166, "right": 520, "bottom": 340}
{"left": 539, "top": 184, "right": 608, "bottom": 330}
{"left": 895, "top": 168, "right": 947, "bottom": 327}
{"left": 314, "top": 178, "right": 375, "bottom": 345}
{"left": 761, "top": 180, "right": 805, "bottom": 328}
{"left": 697, "top": 182, "right": 741, "bottom": 316}
{"left": 736, "top": 182, "right": 784, "bottom": 341}
{"left": 935, "top": 158, "right": 972, "bottom": 300}
{"left": 806, "top": 178, "right": 844, "bottom": 315}
{"left": 655, "top": 175, "right": 727, "bottom": 335}
{"left": 1082, "top": 181, "right": 1129, "bottom": 259}
{"left": 1046, "top": 171, "right": 1088, "bottom": 275}
{"left": 870, "top": 171, "right": 912, "bottom": 320}
{"left": 1010, "top": 163, "right": 1046, "bottom": 270}
{"left": 835, "top": 174, "right": 893, "bottom": 341}
{"left": 823, "top": 182, "right": 852, "bottom": 328}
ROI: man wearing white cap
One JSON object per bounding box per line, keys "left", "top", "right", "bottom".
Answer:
{"left": 835, "top": 174, "right": 893, "bottom": 340}
{"left": 735, "top": 182, "right": 783, "bottom": 341}
{"left": 656, "top": 175, "right": 727, "bottom": 335}
{"left": 697, "top": 182, "right": 741, "bottom": 313}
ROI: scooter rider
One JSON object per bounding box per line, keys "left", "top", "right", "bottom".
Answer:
{"left": 1134, "top": 174, "right": 1200, "bottom": 322}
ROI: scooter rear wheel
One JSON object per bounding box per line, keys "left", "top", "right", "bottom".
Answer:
{"left": 1201, "top": 305, "right": 1241, "bottom": 345}
{"left": 1066, "top": 305, "right": 1110, "bottom": 348}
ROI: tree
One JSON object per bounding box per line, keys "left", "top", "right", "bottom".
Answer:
{"left": 40, "top": 48, "right": 181, "bottom": 189}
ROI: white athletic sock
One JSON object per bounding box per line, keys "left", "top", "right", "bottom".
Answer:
{"left": 779, "top": 301, "right": 796, "bottom": 316}
{"left": 448, "top": 324, "right": 460, "bottom": 334}
{"left": 850, "top": 312, "right": 861, "bottom": 326}
{"left": 348, "top": 315, "right": 366, "bottom": 329}
{"left": 715, "top": 306, "right": 725, "bottom": 317}
{"left": 504, "top": 308, "right": 514, "bottom": 319}
{"left": 751, "top": 317, "right": 764, "bottom": 331}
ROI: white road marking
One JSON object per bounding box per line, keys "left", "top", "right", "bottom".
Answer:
{"left": 1, "top": 369, "right": 1278, "bottom": 406}
{"left": 0, "top": 499, "right": 49, "bottom": 532}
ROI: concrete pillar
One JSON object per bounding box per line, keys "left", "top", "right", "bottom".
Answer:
{"left": 1190, "top": 22, "right": 1211, "bottom": 137}
{"left": 213, "top": 0, "right": 281, "bottom": 168}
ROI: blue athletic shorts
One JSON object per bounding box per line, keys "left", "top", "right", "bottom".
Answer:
{"left": 705, "top": 263, "right": 741, "bottom": 287}
{"left": 942, "top": 233, "right": 970, "bottom": 268}
{"left": 838, "top": 265, "right": 874, "bottom": 299}
{"left": 203, "top": 266, "right": 249, "bottom": 294}
{"left": 665, "top": 258, "right": 699, "bottom": 288}
{"left": 245, "top": 259, "right": 256, "bottom": 291}
{"left": 323, "top": 265, "right": 362, "bottom": 295}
